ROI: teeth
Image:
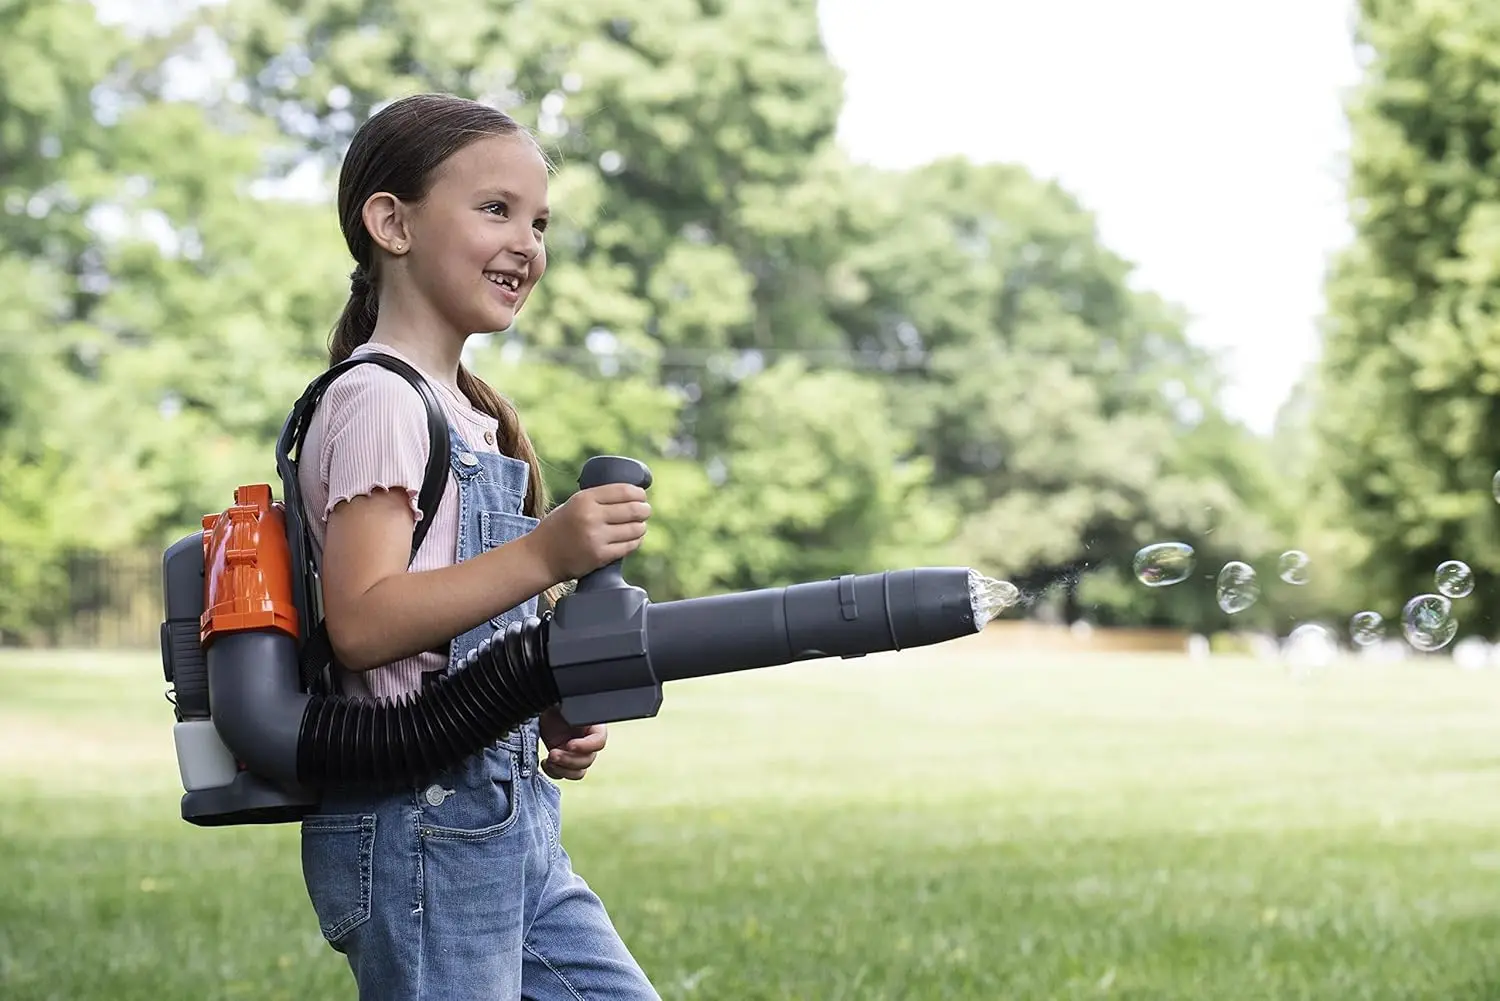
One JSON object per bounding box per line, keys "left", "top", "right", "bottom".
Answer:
{"left": 486, "top": 273, "right": 520, "bottom": 290}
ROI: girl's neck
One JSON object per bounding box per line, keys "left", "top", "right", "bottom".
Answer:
{"left": 368, "top": 310, "right": 466, "bottom": 393}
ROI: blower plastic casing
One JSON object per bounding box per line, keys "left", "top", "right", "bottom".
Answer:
{"left": 161, "top": 496, "right": 321, "bottom": 826}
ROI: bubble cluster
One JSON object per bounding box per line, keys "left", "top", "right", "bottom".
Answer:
{"left": 1277, "top": 550, "right": 1311, "bottom": 586}
{"left": 968, "top": 573, "right": 1021, "bottom": 627}
{"left": 1124, "top": 476, "right": 1493, "bottom": 664}
{"left": 1402, "top": 593, "right": 1457, "bottom": 652}
{"left": 1132, "top": 542, "right": 1195, "bottom": 588}
{"left": 1435, "top": 560, "right": 1474, "bottom": 599}
{"left": 1349, "top": 611, "right": 1385, "bottom": 646}
{"left": 1215, "top": 561, "right": 1260, "bottom": 614}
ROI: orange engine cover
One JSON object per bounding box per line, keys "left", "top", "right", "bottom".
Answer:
{"left": 200, "top": 483, "right": 300, "bottom": 647}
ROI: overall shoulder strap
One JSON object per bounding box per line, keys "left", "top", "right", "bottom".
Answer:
{"left": 274, "top": 353, "right": 453, "bottom": 691}
{"left": 276, "top": 353, "right": 451, "bottom": 562}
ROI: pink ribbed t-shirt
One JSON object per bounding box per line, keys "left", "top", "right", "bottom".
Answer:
{"left": 297, "top": 342, "right": 506, "bottom": 700}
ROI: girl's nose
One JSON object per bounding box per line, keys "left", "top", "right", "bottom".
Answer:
{"left": 507, "top": 225, "right": 541, "bottom": 259}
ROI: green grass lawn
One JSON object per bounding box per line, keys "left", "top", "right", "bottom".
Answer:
{"left": 7, "top": 639, "right": 1500, "bottom": 999}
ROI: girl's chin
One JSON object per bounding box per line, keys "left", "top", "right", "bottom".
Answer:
{"left": 455, "top": 286, "right": 526, "bottom": 335}
{"left": 477, "top": 298, "right": 517, "bottom": 331}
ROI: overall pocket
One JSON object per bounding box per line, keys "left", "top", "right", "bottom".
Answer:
{"left": 481, "top": 510, "right": 540, "bottom": 551}
{"left": 418, "top": 744, "right": 523, "bottom": 842}
{"left": 300, "top": 813, "right": 376, "bottom": 946}
{"left": 480, "top": 510, "right": 542, "bottom": 630}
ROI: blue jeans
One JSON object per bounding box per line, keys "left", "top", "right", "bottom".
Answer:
{"left": 300, "top": 424, "right": 658, "bottom": 999}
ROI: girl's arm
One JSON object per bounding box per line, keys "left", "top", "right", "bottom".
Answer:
{"left": 319, "top": 487, "right": 555, "bottom": 672}
{"left": 320, "top": 482, "right": 649, "bottom": 673}
{"left": 309, "top": 365, "right": 648, "bottom": 673}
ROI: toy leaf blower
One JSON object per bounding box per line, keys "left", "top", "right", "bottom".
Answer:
{"left": 161, "top": 374, "right": 1001, "bottom": 828}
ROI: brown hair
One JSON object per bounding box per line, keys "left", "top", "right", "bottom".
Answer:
{"left": 331, "top": 94, "right": 565, "bottom": 602}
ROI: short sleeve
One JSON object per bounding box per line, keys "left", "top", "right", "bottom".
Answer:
{"left": 316, "top": 364, "right": 435, "bottom": 523}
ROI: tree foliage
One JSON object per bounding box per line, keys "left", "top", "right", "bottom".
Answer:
{"left": 1313, "top": 0, "right": 1500, "bottom": 634}
{"left": 1, "top": 0, "right": 1291, "bottom": 640}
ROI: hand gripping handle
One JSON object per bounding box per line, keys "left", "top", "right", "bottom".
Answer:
{"left": 574, "top": 456, "right": 653, "bottom": 594}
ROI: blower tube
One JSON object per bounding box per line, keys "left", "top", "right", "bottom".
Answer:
{"left": 166, "top": 457, "right": 988, "bottom": 825}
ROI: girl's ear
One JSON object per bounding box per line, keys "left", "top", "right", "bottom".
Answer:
{"left": 362, "top": 192, "right": 412, "bottom": 257}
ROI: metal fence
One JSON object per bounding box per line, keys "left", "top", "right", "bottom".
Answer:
{"left": 0, "top": 548, "right": 160, "bottom": 650}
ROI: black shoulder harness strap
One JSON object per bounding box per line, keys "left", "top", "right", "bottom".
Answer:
{"left": 274, "top": 353, "right": 452, "bottom": 693}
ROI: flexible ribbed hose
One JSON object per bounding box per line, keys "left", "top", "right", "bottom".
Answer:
{"left": 294, "top": 614, "right": 559, "bottom": 787}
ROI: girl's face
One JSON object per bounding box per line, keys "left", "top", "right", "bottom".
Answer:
{"left": 403, "top": 133, "right": 550, "bottom": 336}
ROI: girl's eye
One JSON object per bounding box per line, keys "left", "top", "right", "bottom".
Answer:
{"left": 483, "top": 202, "right": 508, "bottom": 216}
{"left": 533, "top": 218, "right": 548, "bottom": 234}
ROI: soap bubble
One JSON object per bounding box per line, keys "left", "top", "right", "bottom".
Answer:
{"left": 1132, "top": 542, "right": 1195, "bottom": 587}
{"left": 1133, "top": 543, "right": 1195, "bottom": 588}
{"left": 1492, "top": 469, "right": 1500, "bottom": 503}
{"left": 1452, "top": 636, "right": 1490, "bottom": 672}
{"left": 968, "top": 573, "right": 1021, "bottom": 627}
{"left": 1215, "top": 561, "right": 1260, "bottom": 614}
{"left": 1284, "top": 623, "right": 1338, "bottom": 678}
{"left": 1349, "top": 611, "right": 1385, "bottom": 646}
{"left": 1402, "top": 593, "right": 1457, "bottom": 652}
{"left": 1277, "top": 550, "right": 1311, "bottom": 585}
{"left": 1435, "top": 560, "right": 1474, "bottom": 599}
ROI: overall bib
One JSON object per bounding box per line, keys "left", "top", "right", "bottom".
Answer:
{"left": 299, "top": 424, "right": 659, "bottom": 1000}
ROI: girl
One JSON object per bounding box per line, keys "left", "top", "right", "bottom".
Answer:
{"left": 294, "top": 93, "right": 661, "bottom": 1000}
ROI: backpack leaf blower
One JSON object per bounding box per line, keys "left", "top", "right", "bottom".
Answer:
{"left": 161, "top": 362, "right": 1008, "bottom": 828}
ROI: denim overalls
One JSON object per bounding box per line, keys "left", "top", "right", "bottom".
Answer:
{"left": 299, "top": 424, "right": 659, "bottom": 1001}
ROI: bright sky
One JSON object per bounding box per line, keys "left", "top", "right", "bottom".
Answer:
{"left": 818, "top": 0, "right": 1363, "bottom": 435}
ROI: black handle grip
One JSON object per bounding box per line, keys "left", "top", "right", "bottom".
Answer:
{"left": 574, "top": 456, "right": 653, "bottom": 594}
{"left": 578, "top": 455, "right": 653, "bottom": 492}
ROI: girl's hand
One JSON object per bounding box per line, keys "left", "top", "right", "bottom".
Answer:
{"left": 526, "top": 483, "right": 650, "bottom": 582}
{"left": 538, "top": 706, "right": 608, "bottom": 781}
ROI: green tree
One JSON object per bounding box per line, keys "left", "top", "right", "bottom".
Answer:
{"left": 0, "top": 0, "right": 131, "bottom": 639}
{"left": 1313, "top": 0, "right": 1500, "bottom": 634}
{"left": 823, "top": 157, "right": 1279, "bottom": 630}
{"left": 195, "top": 0, "right": 942, "bottom": 600}
{"left": 0, "top": 0, "right": 1282, "bottom": 640}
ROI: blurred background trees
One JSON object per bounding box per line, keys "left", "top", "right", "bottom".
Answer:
{"left": 2, "top": 0, "right": 1495, "bottom": 647}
